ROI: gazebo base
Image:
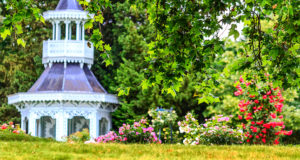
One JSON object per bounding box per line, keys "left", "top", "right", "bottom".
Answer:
{"left": 20, "top": 105, "right": 112, "bottom": 141}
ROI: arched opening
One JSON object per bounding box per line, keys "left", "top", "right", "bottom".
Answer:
{"left": 68, "top": 116, "right": 89, "bottom": 136}
{"left": 38, "top": 116, "right": 56, "bottom": 138}
{"left": 23, "top": 117, "right": 29, "bottom": 134}
{"left": 99, "top": 118, "right": 108, "bottom": 136}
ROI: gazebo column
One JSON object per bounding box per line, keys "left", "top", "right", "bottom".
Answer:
{"left": 55, "top": 21, "right": 60, "bottom": 40}
{"left": 65, "top": 21, "right": 70, "bottom": 40}
{"left": 28, "top": 113, "right": 37, "bottom": 136}
{"left": 76, "top": 21, "right": 81, "bottom": 40}
{"left": 55, "top": 112, "right": 67, "bottom": 141}
{"left": 52, "top": 21, "right": 56, "bottom": 40}
{"left": 89, "top": 112, "right": 97, "bottom": 139}
{"left": 81, "top": 21, "right": 85, "bottom": 41}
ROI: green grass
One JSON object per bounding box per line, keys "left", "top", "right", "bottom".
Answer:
{"left": 0, "top": 141, "right": 299, "bottom": 160}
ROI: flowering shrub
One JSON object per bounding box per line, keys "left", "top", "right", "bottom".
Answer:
{"left": 0, "top": 122, "right": 24, "bottom": 134}
{"left": 67, "top": 128, "right": 90, "bottom": 143}
{"left": 94, "top": 118, "right": 160, "bottom": 144}
{"left": 148, "top": 108, "right": 178, "bottom": 128}
{"left": 234, "top": 75, "right": 292, "bottom": 144}
{"left": 178, "top": 113, "right": 244, "bottom": 145}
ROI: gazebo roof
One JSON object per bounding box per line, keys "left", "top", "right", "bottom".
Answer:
{"left": 29, "top": 63, "right": 107, "bottom": 93}
{"left": 56, "top": 0, "right": 83, "bottom": 11}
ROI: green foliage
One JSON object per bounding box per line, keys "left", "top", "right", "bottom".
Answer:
{"left": 0, "top": 0, "right": 56, "bottom": 124}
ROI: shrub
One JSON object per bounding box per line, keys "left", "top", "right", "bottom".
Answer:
{"left": 148, "top": 108, "right": 179, "bottom": 143}
{"left": 94, "top": 118, "right": 160, "bottom": 144}
{"left": 234, "top": 75, "right": 292, "bottom": 144}
{"left": 178, "top": 113, "right": 244, "bottom": 145}
{"left": 67, "top": 128, "right": 90, "bottom": 143}
{"left": 0, "top": 122, "right": 54, "bottom": 142}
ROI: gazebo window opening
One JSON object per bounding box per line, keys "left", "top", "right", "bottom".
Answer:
{"left": 68, "top": 116, "right": 90, "bottom": 136}
{"left": 24, "top": 117, "right": 29, "bottom": 134}
{"left": 35, "top": 116, "right": 56, "bottom": 138}
{"left": 99, "top": 118, "right": 108, "bottom": 136}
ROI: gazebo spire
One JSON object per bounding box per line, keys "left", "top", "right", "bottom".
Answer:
{"left": 56, "top": 0, "right": 83, "bottom": 10}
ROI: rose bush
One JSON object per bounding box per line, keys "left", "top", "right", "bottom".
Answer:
{"left": 178, "top": 113, "right": 244, "bottom": 145}
{"left": 235, "top": 75, "right": 292, "bottom": 144}
{"left": 0, "top": 122, "right": 24, "bottom": 134}
{"left": 93, "top": 118, "right": 160, "bottom": 144}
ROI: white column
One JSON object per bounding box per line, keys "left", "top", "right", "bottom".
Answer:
{"left": 65, "top": 21, "right": 70, "bottom": 40}
{"left": 52, "top": 21, "right": 55, "bottom": 40}
{"left": 21, "top": 114, "right": 25, "bottom": 131}
{"left": 55, "top": 112, "right": 67, "bottom": 141}
{"left": 69, "top": 22, "right": 72, "bottom": 40}
{"left": 89, "top": 112, "right": 97, "bottom": 140}
{"left": 28, "top": 113, "right": 37, "bottom": 136}
{"left": 76, "top": 21, "right": 81, "bottom": 40}
{"left": 55, "top": 21, "right": 60, "bottom": 40}
{"left": 81, "top": 21, "right": 85, "bottom": 41}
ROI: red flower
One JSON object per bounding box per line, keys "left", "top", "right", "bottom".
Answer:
{"left": 251, "top": 121, "right": 255, "bottom": 125}
{"left": 267, "top": 91, "right": 271, "bottom": 95}
{"left": 262, "top": 129, "right": 267, "bottom": 134}
{"left": 1, "top": 124, "right": 7, "bottom": 130}
{"left": 263, "top": 95, "right": 267, "bottom": 99}
{"left": 249, "top": 95, "right": 255, "bottom": 98}
{"left": 245, "top": 116, "right": 253, "bottom": 120}
{"left": 278, "top": 115, "right": 283, "bottom": 119}
{"left": 262, "top": 138, "right": 266, "bottom": 143}
{"left": 270, "top": 113, "right": 276, "bottom": 119}
{"left": 247, "top": 139, "right": 250, "bottom": 143}
{"left": 256, "top": 135, "right": 259, "bottom": 139}
{"left": 238, "top": 115, "right": 243, "bottom": 120}
{"left": 239, "top": 76, "right": 244, "bottom": 83}
{"left": 254, "top": 100, "right": 259, "bottom": 104}
{"left": 252, "top": 127, "right": 258, "bottom": 133}
{"left": 274, "top": 138, "right": 279, "bottom": 145}
{"left": 256, "top": 120, "right": 264, "bottom": 125}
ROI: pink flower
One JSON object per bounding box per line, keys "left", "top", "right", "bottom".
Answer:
{"left": 270, "top": 113, "right": 276, "bottom": 119}
{"left": 177, "top": 121, "right": 181, "bottom": 126}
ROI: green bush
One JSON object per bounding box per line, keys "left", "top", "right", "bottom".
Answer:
{"left": 0, "top": 131, "right": 54, "bottom": 142}
{"left": 67, "top": 128, "right": 90, "bottom": 143}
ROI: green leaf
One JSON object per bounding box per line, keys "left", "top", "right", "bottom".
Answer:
{"left": 17, "top": 38, "right": 26, "bottom": 48}
{"left": 15, "top": 24, "right": 23, "bottom": 34}
{"left": 0, "top": 29, "right": 11, "bottom": 40}
{"left": 104, "top": 44, "right": 111, "bottom": 51}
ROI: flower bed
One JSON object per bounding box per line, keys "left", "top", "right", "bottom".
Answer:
{"left": 178, "top": 113, "right": 244, "bottom": 145}
{"left": 92, "top": 118, "right": 160, "bottom": 144}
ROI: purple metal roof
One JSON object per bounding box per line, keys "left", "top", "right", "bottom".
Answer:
{"left": 28, "top": 63, "right": 107, "bottom": 93}
{"left": 55, "top": 0, "right": 83, "bottom": 11}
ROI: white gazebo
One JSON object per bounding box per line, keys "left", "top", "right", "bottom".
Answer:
{"left": 7, "top": 0, "right": 118, "bottom": 141}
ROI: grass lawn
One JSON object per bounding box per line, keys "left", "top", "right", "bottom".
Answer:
{"left": 0, "top": 141, "right": 299, "bottom": 160}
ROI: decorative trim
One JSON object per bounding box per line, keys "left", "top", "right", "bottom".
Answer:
{"left": 43, "top": 10, "right": 93, "bottom": 21}
{"left": 8, "top": 92, "right": 119, "bottom": 105}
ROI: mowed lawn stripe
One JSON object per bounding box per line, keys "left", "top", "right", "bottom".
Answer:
{"left": 0, "top": 142, "right": 299, "bottom": 160}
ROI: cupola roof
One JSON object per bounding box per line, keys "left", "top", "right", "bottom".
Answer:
{"left": 56, "top": 0, "right": 83, "bottom": 11}
{"left": 28, "top": 63, "right": 107, "bottom": 94}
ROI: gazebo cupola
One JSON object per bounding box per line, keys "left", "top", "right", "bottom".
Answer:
{"left": 7, "top": 0, "right": 118, "bottom": 141}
